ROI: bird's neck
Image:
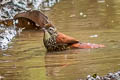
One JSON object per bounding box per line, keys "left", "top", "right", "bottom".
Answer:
{"left": 43, "top": 29, "right": 51, "bottom": 40}
{"left": 51, "top": 32, "right": 58, "bottom": 37}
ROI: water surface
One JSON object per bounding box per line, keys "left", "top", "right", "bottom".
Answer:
{"left": 0, "top": 0, "right": 120, "bottom": 80}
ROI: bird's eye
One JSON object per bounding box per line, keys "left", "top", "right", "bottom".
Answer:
{"left": 49, "top": 27, "right": 53, "bottom": 31}
{"left": 49, "top": 28, "right": 52, "bottom": 31}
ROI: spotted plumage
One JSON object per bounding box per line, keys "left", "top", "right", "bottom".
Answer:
{"left": 43, "top": 26, "right": 68, "bottom": 51}
{"left": 42, "top": 24, "right": 105, "bottom": 52}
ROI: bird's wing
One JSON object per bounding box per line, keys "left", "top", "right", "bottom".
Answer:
{"left": 56, "top": 32, "right": 79, "bottom": 45}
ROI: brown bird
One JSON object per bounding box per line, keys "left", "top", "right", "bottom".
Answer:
{"left": 42, "top": 24, "right": 105, "bottom": 52}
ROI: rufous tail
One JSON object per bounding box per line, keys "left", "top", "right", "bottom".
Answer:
{"left": 70, "top": 43, "right": 105, "bottom": 49}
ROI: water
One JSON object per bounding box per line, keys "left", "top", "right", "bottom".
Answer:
{"left": 0, "top": 0, "right": 120, "bottom": 80}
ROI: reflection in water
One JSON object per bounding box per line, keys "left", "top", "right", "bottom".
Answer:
{"left": 45, "top": 50, "right": 120, "bottom": 80}
{"left": 0, "top": 0, "right": 120, "bottom": 80}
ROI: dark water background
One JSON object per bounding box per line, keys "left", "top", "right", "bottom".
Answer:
{"left": 0, "top": 0, "right": 120, "bottom": 80}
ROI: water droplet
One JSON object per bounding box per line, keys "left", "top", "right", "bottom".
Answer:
{"left": 36, "top": 24, "right": 39, "bottom": 26}
{"left": 15, "top": 19, "right": 19, "bottom": 24}
{"left": 80, "top": 12, "right": 83, "bottom": 16}
{"left": 97, "top": 0, "right": 105, "bottom": 3}
{"left": 69, "top": 14, "right": 76, "bottom": 18}
{"left": 111, "top": 20, "right": 114, "bottom": 23}
{"left": 90, "top": 35, "right": 98, "bottom": 38}
{"left": 106, "top": 4, "right": 109, "bottom": 7}
{"left": 28, "top": 21, "right": 30, "bottom": 25}
{"left": 83, "top": 14, "right": 87, "bottom": 17}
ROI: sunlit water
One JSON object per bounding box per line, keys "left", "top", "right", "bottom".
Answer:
{"left": 0, "top": 0, "right": 120, "bottom": 80}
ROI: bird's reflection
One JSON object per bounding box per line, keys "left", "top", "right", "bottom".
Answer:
{"left": 44, "top": 50, "right": 82, "bottom": 77}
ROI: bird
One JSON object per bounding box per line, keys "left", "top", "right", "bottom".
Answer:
{"left": 42, "top": 23, "right": 105, "bottom": 52}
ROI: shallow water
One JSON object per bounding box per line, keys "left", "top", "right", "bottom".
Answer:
{"left": 0, "top": 0, "right": 120, "bottom": 80}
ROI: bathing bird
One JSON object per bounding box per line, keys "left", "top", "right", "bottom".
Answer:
{"left": 42, "top": 24, "right": 105, "bottom": 52}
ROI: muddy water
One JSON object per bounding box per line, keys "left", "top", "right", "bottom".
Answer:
{"left": 0, "top": 0, "right": 120, "bottom": 80}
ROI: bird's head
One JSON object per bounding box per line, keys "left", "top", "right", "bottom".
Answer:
{"left": 42, "top": 23, "right": 58, "bottom": 41}
{"left": 43, "top": 23, "right": 57, "bottom": 36}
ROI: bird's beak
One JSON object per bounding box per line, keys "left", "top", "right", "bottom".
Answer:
{"left": 42, "top": 28, "right": 48, "bottom": 33}
{"left": 42, "top": 27, "right": 45, "bottom": 31}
